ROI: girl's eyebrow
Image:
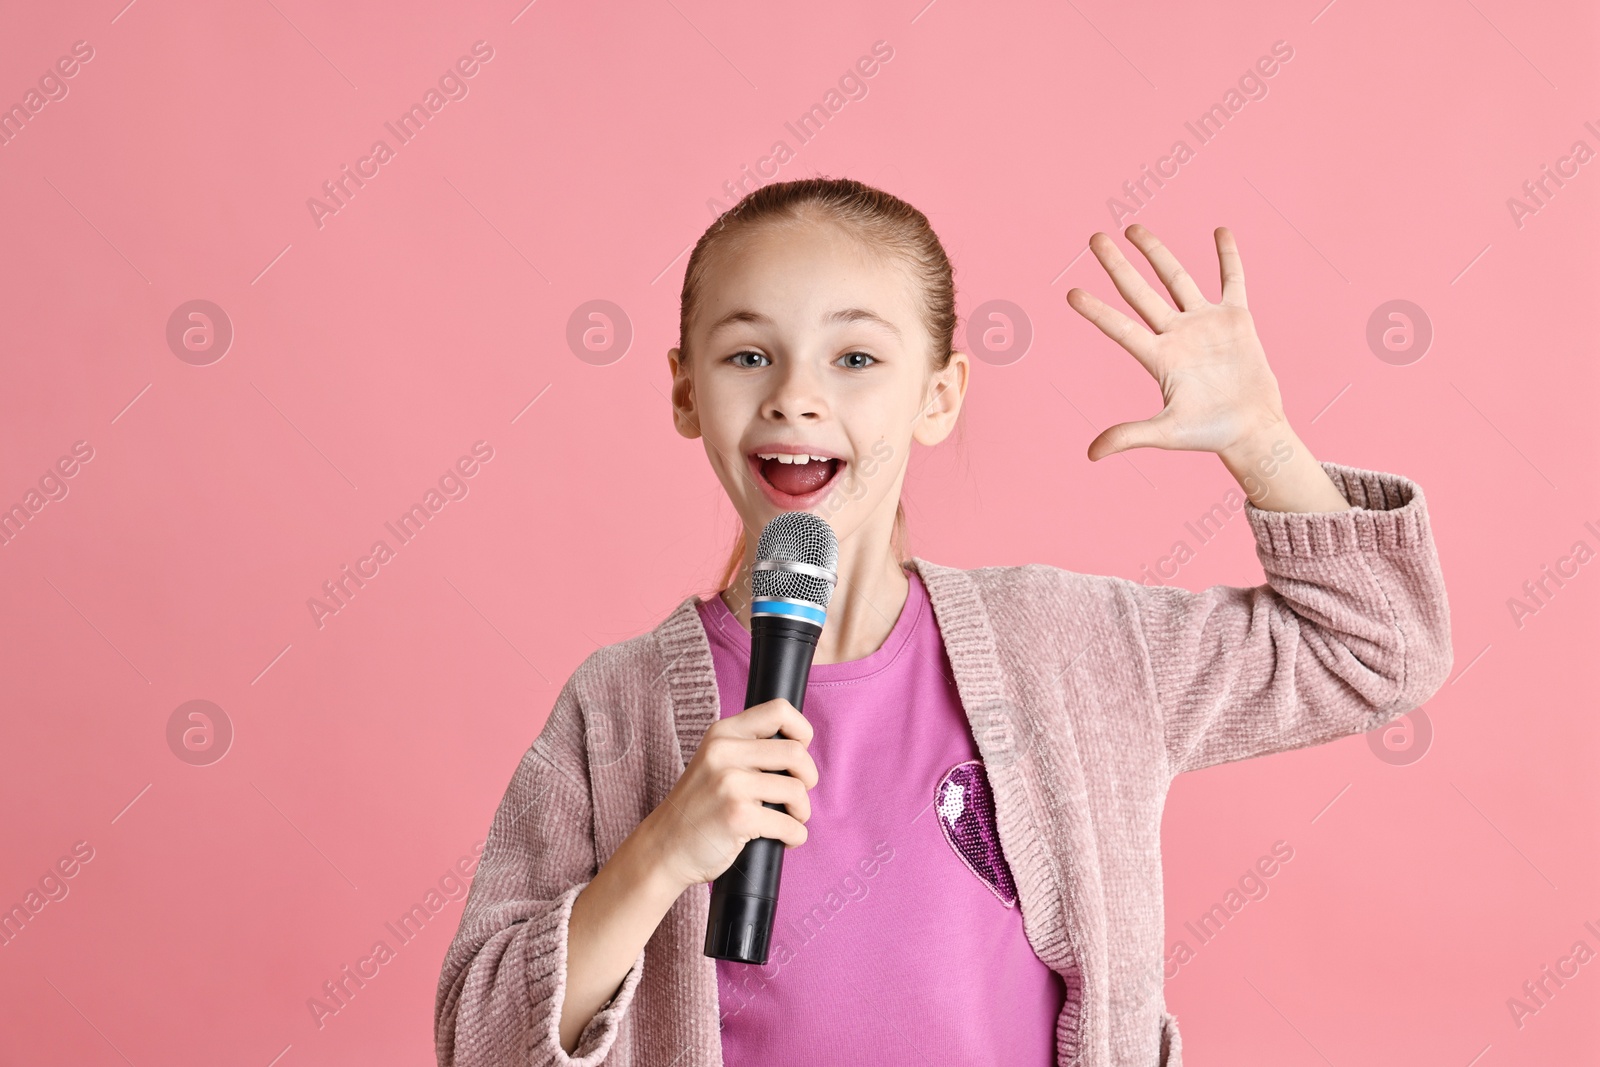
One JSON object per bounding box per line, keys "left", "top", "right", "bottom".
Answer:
{"left": 827, "top": 307, "right": 902, "bottom": 338}
{"left": 704, "top": 307, "right": 902, "bottom": 340}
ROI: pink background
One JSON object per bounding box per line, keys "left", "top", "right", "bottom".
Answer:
{"left": 2, "top": 0, "right": 1596, "bottom": 1063}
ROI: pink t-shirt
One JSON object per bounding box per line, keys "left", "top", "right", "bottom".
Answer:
{"left": 696, "top": 568, "right": 1065, "bottom": 1065}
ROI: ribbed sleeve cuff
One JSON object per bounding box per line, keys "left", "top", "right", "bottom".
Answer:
{"left": 1245, "top": 460, "right": 1435, "bottom": 558}
{"left": 525, "top": 881, "right": 647, "bottom": 1066}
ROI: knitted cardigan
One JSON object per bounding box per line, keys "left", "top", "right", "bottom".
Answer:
{"left": 435, "top": 460, "right": 1453, "bottom": 1067}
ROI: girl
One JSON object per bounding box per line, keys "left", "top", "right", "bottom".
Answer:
{"left": 434, "top": 179, "right": 1452, "bottom": 1067}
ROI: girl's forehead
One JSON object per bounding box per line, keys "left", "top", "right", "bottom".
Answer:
{"left": 697, "top": 223, "right": 923, "bottom": 333}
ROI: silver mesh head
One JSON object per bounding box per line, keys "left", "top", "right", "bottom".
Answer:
{"left": 752, "top": 512, "right": 839, "bottom": 608}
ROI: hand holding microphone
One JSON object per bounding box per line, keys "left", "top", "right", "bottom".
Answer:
{"left": 649, "top": 697, "right": 819, "bottom": 890}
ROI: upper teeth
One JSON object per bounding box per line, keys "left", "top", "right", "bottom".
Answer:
{"left": 756, "top": 453, "right": 831, "bottom": 465}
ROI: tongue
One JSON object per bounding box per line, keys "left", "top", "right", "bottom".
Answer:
{"left": 762, "top": 457, "right": 836, "bottom": 497}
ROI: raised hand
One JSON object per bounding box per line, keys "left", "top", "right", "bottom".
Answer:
{"left": 1066, "top": 224, "right": 1288, "bottom": 463}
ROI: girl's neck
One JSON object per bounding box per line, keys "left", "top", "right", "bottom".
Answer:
{"left": 720, "top": 537, "right": 911, "bottom": 665}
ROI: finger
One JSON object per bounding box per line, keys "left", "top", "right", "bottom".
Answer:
{"left": 774, "top": 742, "right": 819, "bottom": 793}
{"left": 1124, "top": 224, "right": 1208, "bottom": 312}
{"left": 733, "top": 736, "right": 818, "bottom": 785}
{"left": 1086, "top": 412, "right": 1180, "bottom": 461}
{"left": 748, "top": 772, "right": 812, "bottom": 823}
{"left": 728, "top": 698, "right": 813, "bottom": 745}
{"left": 755, "top": 807, "right": 808, "bottom": 849}
{"left": 1214, "top": 226, "right": 1247, "bottom": 307}
{"left": 1066, "top": 286, "right": 1160, "bottom": 371}
{"left": 1086, "top": 231, "right": 1178, "bottom": 331}
{"left": 776, "top": 700, "right": 814, "bottom": 745}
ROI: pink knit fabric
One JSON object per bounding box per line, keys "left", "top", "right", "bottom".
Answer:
{"left": 697, "top": 570, "right": 1068, "bottom": 1064}
{"left": 436, "top": 460, "right": 1454, "bottom": 1067}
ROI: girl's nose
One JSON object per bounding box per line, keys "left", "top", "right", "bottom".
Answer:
{"left": 764, "top": 362, "right": 828, "bottom": 421}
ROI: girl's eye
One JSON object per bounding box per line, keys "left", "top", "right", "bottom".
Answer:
{"left": 838, "top": 351, "right": 877, "bottom": 369}
{"left": 728, "top": 350, "right": 770, "bottom": 368}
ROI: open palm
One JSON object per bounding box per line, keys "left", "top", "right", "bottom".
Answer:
{"left": 1067, "top": 224, "right": 1288, "bottom": 462}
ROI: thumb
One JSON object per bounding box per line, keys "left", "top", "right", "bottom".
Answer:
{"left": 1087, "top": 413, "right": 1177, "bottom": 461}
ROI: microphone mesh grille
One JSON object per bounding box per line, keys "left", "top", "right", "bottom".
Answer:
{"left": 752, "top": 512, "right": 839, "bottom": 609}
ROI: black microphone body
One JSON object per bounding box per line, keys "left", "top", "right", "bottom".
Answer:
{"left": 704, "top": 510, "right": 838, "bottom": 966}
{"left": 703, "top": 614, "right": 820, "bottom": 964}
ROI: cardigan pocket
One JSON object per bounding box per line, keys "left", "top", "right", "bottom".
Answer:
{"left": 1159, "top": 1010, "right": 1183, "bottom": 1066}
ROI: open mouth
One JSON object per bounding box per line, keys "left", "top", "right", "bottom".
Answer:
{"left": 747, "top": 451, "right": 843, "bottom": 505}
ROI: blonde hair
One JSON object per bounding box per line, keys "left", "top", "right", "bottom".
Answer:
{"left": 676, "top": 176, "right": 959, "bottom": 594}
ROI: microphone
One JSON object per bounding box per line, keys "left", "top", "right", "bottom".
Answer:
{"left": 704, "top": 510, "right": 839, "bottom": 965}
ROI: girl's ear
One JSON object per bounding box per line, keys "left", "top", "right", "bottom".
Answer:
{"left": 667, "top": 346, "right": 702, "bottom": 439}
{"left": 912, "top": 350, "right": 970, "bottom": 447}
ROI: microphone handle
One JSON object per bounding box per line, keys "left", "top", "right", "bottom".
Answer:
{"left": 703, "top": 614, "right": 820, "bottom": 964}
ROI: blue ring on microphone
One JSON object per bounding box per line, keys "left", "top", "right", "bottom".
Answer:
{"left": 750, "top": 599, "right": 826, "bottom": 626}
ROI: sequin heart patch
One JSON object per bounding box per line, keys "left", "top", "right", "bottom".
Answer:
{"left": 934, "top": 759, "right": 1018, "bottom": 908}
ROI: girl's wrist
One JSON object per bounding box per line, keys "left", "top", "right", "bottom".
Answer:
{"left": 1218, "top": 419, "right": 1352, "bottom": 514}
{"left": 615, "top": 810, "right": 695, "bottom": 906}
{"left": 1217, "top": 413, "right": 1290, "bottom": 470}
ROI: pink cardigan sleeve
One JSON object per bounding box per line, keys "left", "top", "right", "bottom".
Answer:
{"left": 434, "top": 674, "right": 647, "bottom": 1066}
{"left": 1120, "top": 461, "right": 1454, "bottom": 778}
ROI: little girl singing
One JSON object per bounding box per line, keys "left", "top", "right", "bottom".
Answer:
{"left": 435, "top": 178, "right": 1452, "bottom": 1067}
